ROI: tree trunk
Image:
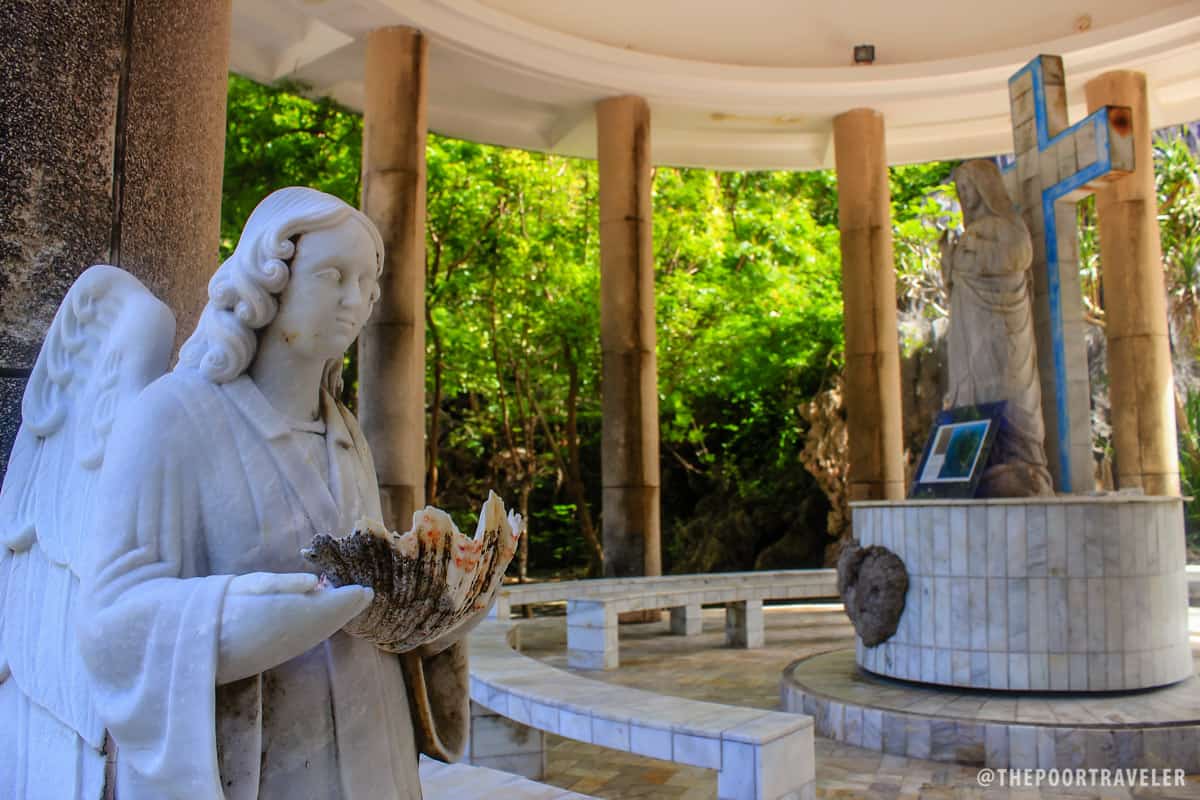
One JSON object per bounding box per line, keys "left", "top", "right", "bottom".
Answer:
{"left": 518, "top": 482, "right": 531, "bottom": 581}
{"left": 528, "top": 341, "right": 604, "bottom": 576}
{"left": 426, "top": 304, "right": 442, "bottom": 505}
{"left": 563, "top": 340, "right": 603, "bottom": 573}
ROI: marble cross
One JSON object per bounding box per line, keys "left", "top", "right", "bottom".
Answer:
{"left": 1002, "top": 54, "right": 1133, "bottom": 493}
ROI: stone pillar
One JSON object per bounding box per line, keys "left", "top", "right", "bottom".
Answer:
{"left": 567, "top": 598, "right": 619, "bottom": 670}
{"left": 1084, "top": 72, "right": 1181, "bottom": 496}
{"left": 0, "top": 0, "right": 230, "bottom": 481}
{"left": 596, "top": 96, "right": 662, "bottom": 577}
{"left": 487, "top": 593, "right": 512, "bottom": 621}
{"left": 832, "top": 109, "right": 906, "bottom": 501}
{"left": 725, "top": 600, "right": 764, "bottom": 648}
{"left": 670, "top": 604, "right": 703, "bottom": 636}
{"left": 467, "top": 701, "right": 545, "bottom": 780}
{"left": 359, "top": 27, "right": 427, "bottom": 530}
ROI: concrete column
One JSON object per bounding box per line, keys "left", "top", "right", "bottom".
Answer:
{"left": 596, "top": 96, "right": 662, "bottom": 578}
{"left": 487, "top": 594, "right": 512, "bottom": 621}
{"left": 725, "top": 600, "right": 764, "bottom": 648}
{"left": 467, "top": 701, "right": 545, "bottom": 780}
{"left": 832, "top": 109, "right": 906, "bottom": 501}
{"left": 670, "top": 604, "right": 703, "bottom": 636}
{"left": 566, "top": 598, "right": 619, "bottom": 670}
{"left": 359, "top": 27, "right": 427, "bottom": 530}
{"left": 1084, "top": 72, "right": 1181, "bottom": 496}
{"left": 0, "top": 0, "right": 230, "bottom": 481}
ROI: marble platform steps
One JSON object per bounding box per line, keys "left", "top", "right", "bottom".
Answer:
{"left": 781, "top": 648, "right": 1200, "bottom": 772}
{"left": 468, "top": 619, "right": 817, "bottom": 800}
{"left": 419, "top": 755, "right": 596, "bottom": 798}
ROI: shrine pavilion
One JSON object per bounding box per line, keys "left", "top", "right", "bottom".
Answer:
{"left": 4, "top": 2, "right": 1200, "bottom": 797}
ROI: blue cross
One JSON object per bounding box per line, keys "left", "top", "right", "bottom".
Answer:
{"left": 1003, "top": 54, "right": 1133, "bottom": 491}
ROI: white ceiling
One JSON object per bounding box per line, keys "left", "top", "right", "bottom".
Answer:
{"left": 231, "top": 0, "right": 1200, "bottom": 170}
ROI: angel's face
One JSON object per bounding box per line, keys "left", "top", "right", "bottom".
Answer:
{"left": 268, "top": 217, "right": 380, "bottom": 363}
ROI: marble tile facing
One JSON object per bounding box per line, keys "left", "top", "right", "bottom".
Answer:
{"left": 967, "top": 505, "right": 987, "bottom": 578}
{"left": 1006, "top": 505, "right": 1028, "bottom": 578}
{"left": 1026, "top": 506, "right": 1048, "bottom": 577}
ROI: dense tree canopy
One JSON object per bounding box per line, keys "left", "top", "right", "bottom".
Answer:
{"left": 221, "top": 76, "right": 1200, "bottom": 571}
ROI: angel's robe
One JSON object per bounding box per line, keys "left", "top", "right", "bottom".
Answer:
{"left": 76, "top": 369, "right": 468, "bottom": 799}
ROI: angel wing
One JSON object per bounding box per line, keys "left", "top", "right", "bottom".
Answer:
{"left": 0, "top": 265, "right": 175, "bottom": 759}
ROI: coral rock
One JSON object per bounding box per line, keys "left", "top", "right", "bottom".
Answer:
{"left": 837, "top": 539, "right": 908, "bottom": 647}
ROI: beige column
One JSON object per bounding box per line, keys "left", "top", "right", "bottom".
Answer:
{"left": 832, "top": 109, "right": 906, "bottom": 501}
{"left": 1085, "top": 73, "right": 1180, "bottom": 496}
{"left": 596, "top": 96, "right": 662, "bottom": 578}
{"left": 0, "top": 0, "right": 229, "bottom": 481}
{"left": 359, "top": 27, "right": 428, "bottom": 529}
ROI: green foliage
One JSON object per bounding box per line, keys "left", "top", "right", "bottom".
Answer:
{"left": 218, "top": 79, "right": 1200, "bottom": 573}
{"left": 1155, "top": 131, "right": 1200, "bottom": 347}
{"left": 652, "top": 168, "right": 846, "bottom": 572}
{"left": 217, "top": 74, "right": 954, "bottom": 577}
{"left": 221, "top": 75, "right": 363, "bottom": 258}
{"left": 421, "top": 139, "right": 604, "bottom": 574}
{"left": 1180, "top": 390, "right": 1200, "bottom": 551}
{"left": 890, "top": 163, "right": 959, "bottom": 322}
{"left": 1155, "top": 129, "right": 1200, "bottom": 554}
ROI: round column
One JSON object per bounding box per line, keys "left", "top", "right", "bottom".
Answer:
{"left": 0, "top": 0, "right": 230, "bottom": 481}
{"left": 359, "top": 26, "right": 428, "bottom": 530}
{"left": 833, "top": 109, "right": 906, "bottom": 501}
{"left": 596, "top": 95, "right": 662, "bottom": 578}
{"left": 1084, "top": 71, "right": 1181, "bottom": 497}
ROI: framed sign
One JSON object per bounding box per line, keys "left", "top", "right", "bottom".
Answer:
{"left": 909, "top": 403, "right": 1005, "bottom": 499}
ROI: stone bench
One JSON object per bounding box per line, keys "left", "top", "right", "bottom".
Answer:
{"left": 467, "top": 620, "right": 816, "bottom": 800}
{"left": 562, "top": 572, "right": 840, "bottom": 670}
{"left": 490, "top": 569, "right": 839, "bottom": 621}
{"left": 419, "top": 755, "right": 596, "bottom": 798}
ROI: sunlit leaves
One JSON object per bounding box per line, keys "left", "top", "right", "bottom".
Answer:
{"left": 221, "top": 76, "right": 363, "bottom": 258}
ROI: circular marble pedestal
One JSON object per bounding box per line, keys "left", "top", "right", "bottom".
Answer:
{"left": 782, "top": 649, "right": 1200, "bottom": 771}
{"left": 850, "top": 496, "right": 1192, "bottom": 692}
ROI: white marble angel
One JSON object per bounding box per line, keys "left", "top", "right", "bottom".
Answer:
{"left": 0, "top": 187, "right": 504, "bottom": 799}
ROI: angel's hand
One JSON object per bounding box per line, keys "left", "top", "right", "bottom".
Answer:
{"left": 217, "top": 571, "right": 373, "bottom": 684}
{"left": 228, "top": 571, "right": 320, "bottom": 595}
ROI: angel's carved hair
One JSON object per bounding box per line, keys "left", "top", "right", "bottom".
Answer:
{"left": 178, "top": 187, "right": 384, "bottom": 384}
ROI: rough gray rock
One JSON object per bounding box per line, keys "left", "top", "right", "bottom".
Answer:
{"left": 837, "top": 539, "right": 909, "bottom": 647}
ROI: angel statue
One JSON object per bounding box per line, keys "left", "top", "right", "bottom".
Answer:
{"left": 0, "top": 187, "right": 521, "bottom": 799}
{"left": 942, "top": 159, "right": 1054, "bottom": 497}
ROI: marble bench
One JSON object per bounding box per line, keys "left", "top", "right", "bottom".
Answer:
{"left": 419, "top": 755, "right": 596, "bottom": 799}
{"left": 562, "top": 572, "right": 840, "bottom": 670}
{"left": 467, "top": 620, "right": 816, "bottom": 800}
{"left": 490, "top": 569, "right": 839, "bottom": 621}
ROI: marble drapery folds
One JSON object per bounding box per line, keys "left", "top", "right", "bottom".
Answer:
{"left": 943, "top": 160, "right": 1054, "bottom": 497}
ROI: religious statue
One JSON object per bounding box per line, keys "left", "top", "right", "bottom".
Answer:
{"left": 0, "top": 187, "right": 519, "bottom": 799}
{"left": 942, "top": 160, "right": 1054, "bottom": 497}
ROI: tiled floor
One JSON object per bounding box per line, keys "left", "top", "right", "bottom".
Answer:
{"left": 512, "top": 604, "right": 1200, "bottom": 799}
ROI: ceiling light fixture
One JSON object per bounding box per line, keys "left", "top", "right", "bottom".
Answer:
{"left": 854, "top": 45, "right": 876, "bottom": 65}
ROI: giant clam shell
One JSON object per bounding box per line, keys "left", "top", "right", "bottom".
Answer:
{"left": 302, "top": 490, "right": 523, "bottom": 653}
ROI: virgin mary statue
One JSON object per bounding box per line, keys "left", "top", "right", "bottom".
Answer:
{"left": 0, "top": 188, "right": 476, "bottom": 799}
{"left": 943, "top": 160, "right": 1054, "bottom": 496}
